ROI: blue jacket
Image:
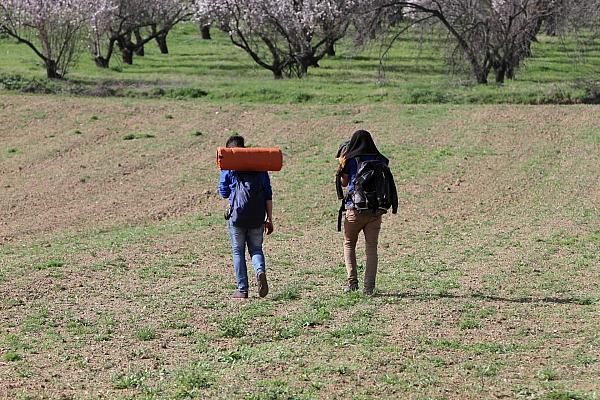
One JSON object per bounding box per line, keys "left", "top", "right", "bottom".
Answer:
{"left": 218, "top": 170, "right": 273, "bottom": 204}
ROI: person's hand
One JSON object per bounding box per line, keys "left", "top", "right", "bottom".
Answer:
{"left": 223, "top": 200, "right": 232, "bottom": 220}
{"left": 336, "top": 156, "right": 346, "bottom": 175}
{"left": 265, "top": 220, "right": 274, "bottom": 235}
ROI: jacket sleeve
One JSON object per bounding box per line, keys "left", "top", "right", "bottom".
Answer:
{"left": 218, "top": 170, "right": 231, "bottom": 199}
{"left": 387, "top": 168, "right": 398, "bottom": 214}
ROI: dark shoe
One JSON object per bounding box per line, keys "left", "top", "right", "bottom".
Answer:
{"left": 257, "top": 272, "right": 269, "bottom": 298}
{"left": 363, "top": 287, "right": 375, "bottom": 296}
{"left": 343, "top": 282, "right": 359, "bottom": 293}
{"left": 232, "top": 290, "right": 248, "bottom": 299}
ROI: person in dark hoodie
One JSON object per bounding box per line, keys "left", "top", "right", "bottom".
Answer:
{"left": 336, "top": 130, "right": 395, "bottom": 295}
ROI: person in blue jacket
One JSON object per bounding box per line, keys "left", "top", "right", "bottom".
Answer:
{"left": 218, "top": 135, "right": 274, "bottom": 299}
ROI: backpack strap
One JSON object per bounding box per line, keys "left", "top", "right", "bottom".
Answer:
{"left": 335, "top": 168, "right": 344, "bottom": 230}
{"left": 337, "top": 199, "right": 346, "bottom": 232}
{"left": 335, "top": 173, "right": 344, "bottom": 200}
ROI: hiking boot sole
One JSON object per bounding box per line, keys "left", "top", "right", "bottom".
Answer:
{"left": 257, "top": 272, "right": 269, "bottom": 298}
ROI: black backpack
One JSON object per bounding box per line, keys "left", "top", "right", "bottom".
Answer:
{"left": 336, "top": 157, "right": 398, "bottom": 231}
{"left": 229, "top": 172, "right": 266, "bottom": 229}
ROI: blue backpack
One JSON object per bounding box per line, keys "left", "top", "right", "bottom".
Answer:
{"left": 230, "top": 172, "right": 266, "bottom": 228}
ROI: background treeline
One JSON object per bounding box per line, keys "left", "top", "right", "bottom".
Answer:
{"left": 1, "top": 1, "right": 600, "bottom": 89}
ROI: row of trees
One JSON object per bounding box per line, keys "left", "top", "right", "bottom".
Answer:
{"left": 0, "top": 0, "right": 193, "bottom": 78}
{"left": 1, "top": 0, "right": 599, "bottom": 83}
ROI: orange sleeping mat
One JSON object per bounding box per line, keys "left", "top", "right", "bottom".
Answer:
{"left": 216, "top": 147, "right": 283, "bottom": 172}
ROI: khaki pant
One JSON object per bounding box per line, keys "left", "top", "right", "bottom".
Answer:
{"left": 343, "top": 209, "right": 383, "bottom": 291}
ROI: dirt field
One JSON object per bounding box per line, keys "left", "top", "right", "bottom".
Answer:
{"left": 0, "top": 94, "right": 598, "bottom": 399}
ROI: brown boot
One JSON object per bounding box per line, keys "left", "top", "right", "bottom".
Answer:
{"left": 343, "top": 282, "right": 359, "bottom": 294}
{"left": 232, "top": 290, "right": 248, "bottom": 299}
{"left": 257, "top": 272, "right": 269, "bottom": 298}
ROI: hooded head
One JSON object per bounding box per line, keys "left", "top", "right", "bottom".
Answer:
{"left": 342, "top": 130, "right": 387, "bottom": 162}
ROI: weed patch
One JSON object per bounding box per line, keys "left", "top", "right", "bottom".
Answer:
{"left": 3, "top": 350, "right": 21, "bottom": 362}
{"left": 33, "top": 259, "right": 64, "bottom": 271}
{"left": 174, "top": 363, "right": 214, "bottom": 398}
{"left": 218, "top": 316, "right": 245, "bottom": 338}
{"left": 123, "top": 132, "right": 156, "bottom": 140}
{"left": 135, "top": 327, "right": 157, "bottom": 341}
{"left": 113, "top": 370, "right": 148, "bottom": 389}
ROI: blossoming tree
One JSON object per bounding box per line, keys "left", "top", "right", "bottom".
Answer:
{"left": 0, "top": 0, "right": 102, "bottom": 78}
{"left": 195, "top": 0, "right": 362, "bottom": 78}
{"left": 91, "top": 0, "right": 191, "bottom": 68}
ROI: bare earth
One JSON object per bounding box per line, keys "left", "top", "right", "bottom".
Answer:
{"left": 0, "top": 94, "right": 598, "bottom": 399}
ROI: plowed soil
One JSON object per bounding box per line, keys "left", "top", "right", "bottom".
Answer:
{"left": 1, "top": 94, "right": 598, "bottom": 399}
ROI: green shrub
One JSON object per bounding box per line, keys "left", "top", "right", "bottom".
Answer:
{"left": 167, "top": 87, "right": 209, "bottom": 99}
{"left": 3, "top": 351, "right": 21, "bottom": 362}
{"left": 134, "top": 327, "right": 157, "bottom": 341}
{"left": 218, "top": 316, "right": 245, "bottom": 338}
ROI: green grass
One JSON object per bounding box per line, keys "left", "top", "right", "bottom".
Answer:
{"left": 33, "top": 259, "right": 64, "bottom": 271}
{"left": 1, "top": 24, "right": 600, "bottom": 104}
{"left": 218, "top": 316, "right": 245, "bottom": 338}
{"left": 134, "top": 327, "right": 157, "bottom": 341}
{"left": 122, "top": 132, "right": 156, "bottom": 140}
{"left": 174, "top": 363, "right": 214, "bottom": 397}
{"left": 0, "top": 95, "right": 598, "bottom": 399}
{"left": 3, "top": 351, "right": 22, "bottom": 362}
{"left": 113, "top": 370, "right": 148, "bottom": 389}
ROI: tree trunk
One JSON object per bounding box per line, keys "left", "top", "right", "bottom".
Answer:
{"left": 122, "top": 47, "right": 133, "bottom": 65}
{"left": 117, "top": 36, "right": 134, "bottom": 65}
{"left": 475, "top": 67, "right": 488, "bottom": 84}
{"left": 45, "top": 59, "right": 61, "bottom": 79}
{"left": 134, "top": 29, "right": 144, "bottom": 56}
{"left": 326, "top": 43, "right": 335, "bottom": 57}
{"left": 495, "top": 65, "right": 506, "bottom": 84}
{"left": 95, "top": 56, "right": 110, "bottom": 68}
{"left": 545, "top": 14, "right": 558, "bottom": 36}
{"left": 272, "top": 68, "right": 283, "bottom": 79}
{"left": 155, "top": 32, "right": 169, "bottom": 54}
{"left": 94, "top": 38, "right": 116, "bottom": 69}
{"left": 298, "top": 62, "right": 309, "bottom": 78}
{"left": 201, "top": 25, "right": 211, "bottom": 40}
{"left": 506, "top": 65, "right": 515, "bottom": 80}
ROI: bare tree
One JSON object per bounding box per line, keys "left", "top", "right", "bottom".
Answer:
{"left": 560, "top": 0, "right": 600, "bottom": 38}
{"left": 485, "top": 0, "right": 554, "bottom": 83}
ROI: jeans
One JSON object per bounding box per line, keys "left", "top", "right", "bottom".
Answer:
{"left": 343, "top": 209, "right": 383, "bottom": 291}
{"left": 228, "top": 221, "right": 266, "bottom": 293}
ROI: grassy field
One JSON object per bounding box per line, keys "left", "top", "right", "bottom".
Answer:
{"left": 0, "top": 93, "right": 599, "bottom": 399}
{"left": 1, "top": 23, "right": 600, "bottom": 104}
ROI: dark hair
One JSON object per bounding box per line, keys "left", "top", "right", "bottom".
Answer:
{"left": 226, "top": 135, "right": 245, "bottom": 148}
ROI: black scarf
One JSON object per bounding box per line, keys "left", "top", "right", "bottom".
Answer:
{"left": 342, "top": 130, "right": 388, "bottom": 163}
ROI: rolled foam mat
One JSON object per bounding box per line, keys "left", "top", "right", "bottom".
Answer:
{"left": 216, "top": 147, "right": 283, "bottom": 171}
